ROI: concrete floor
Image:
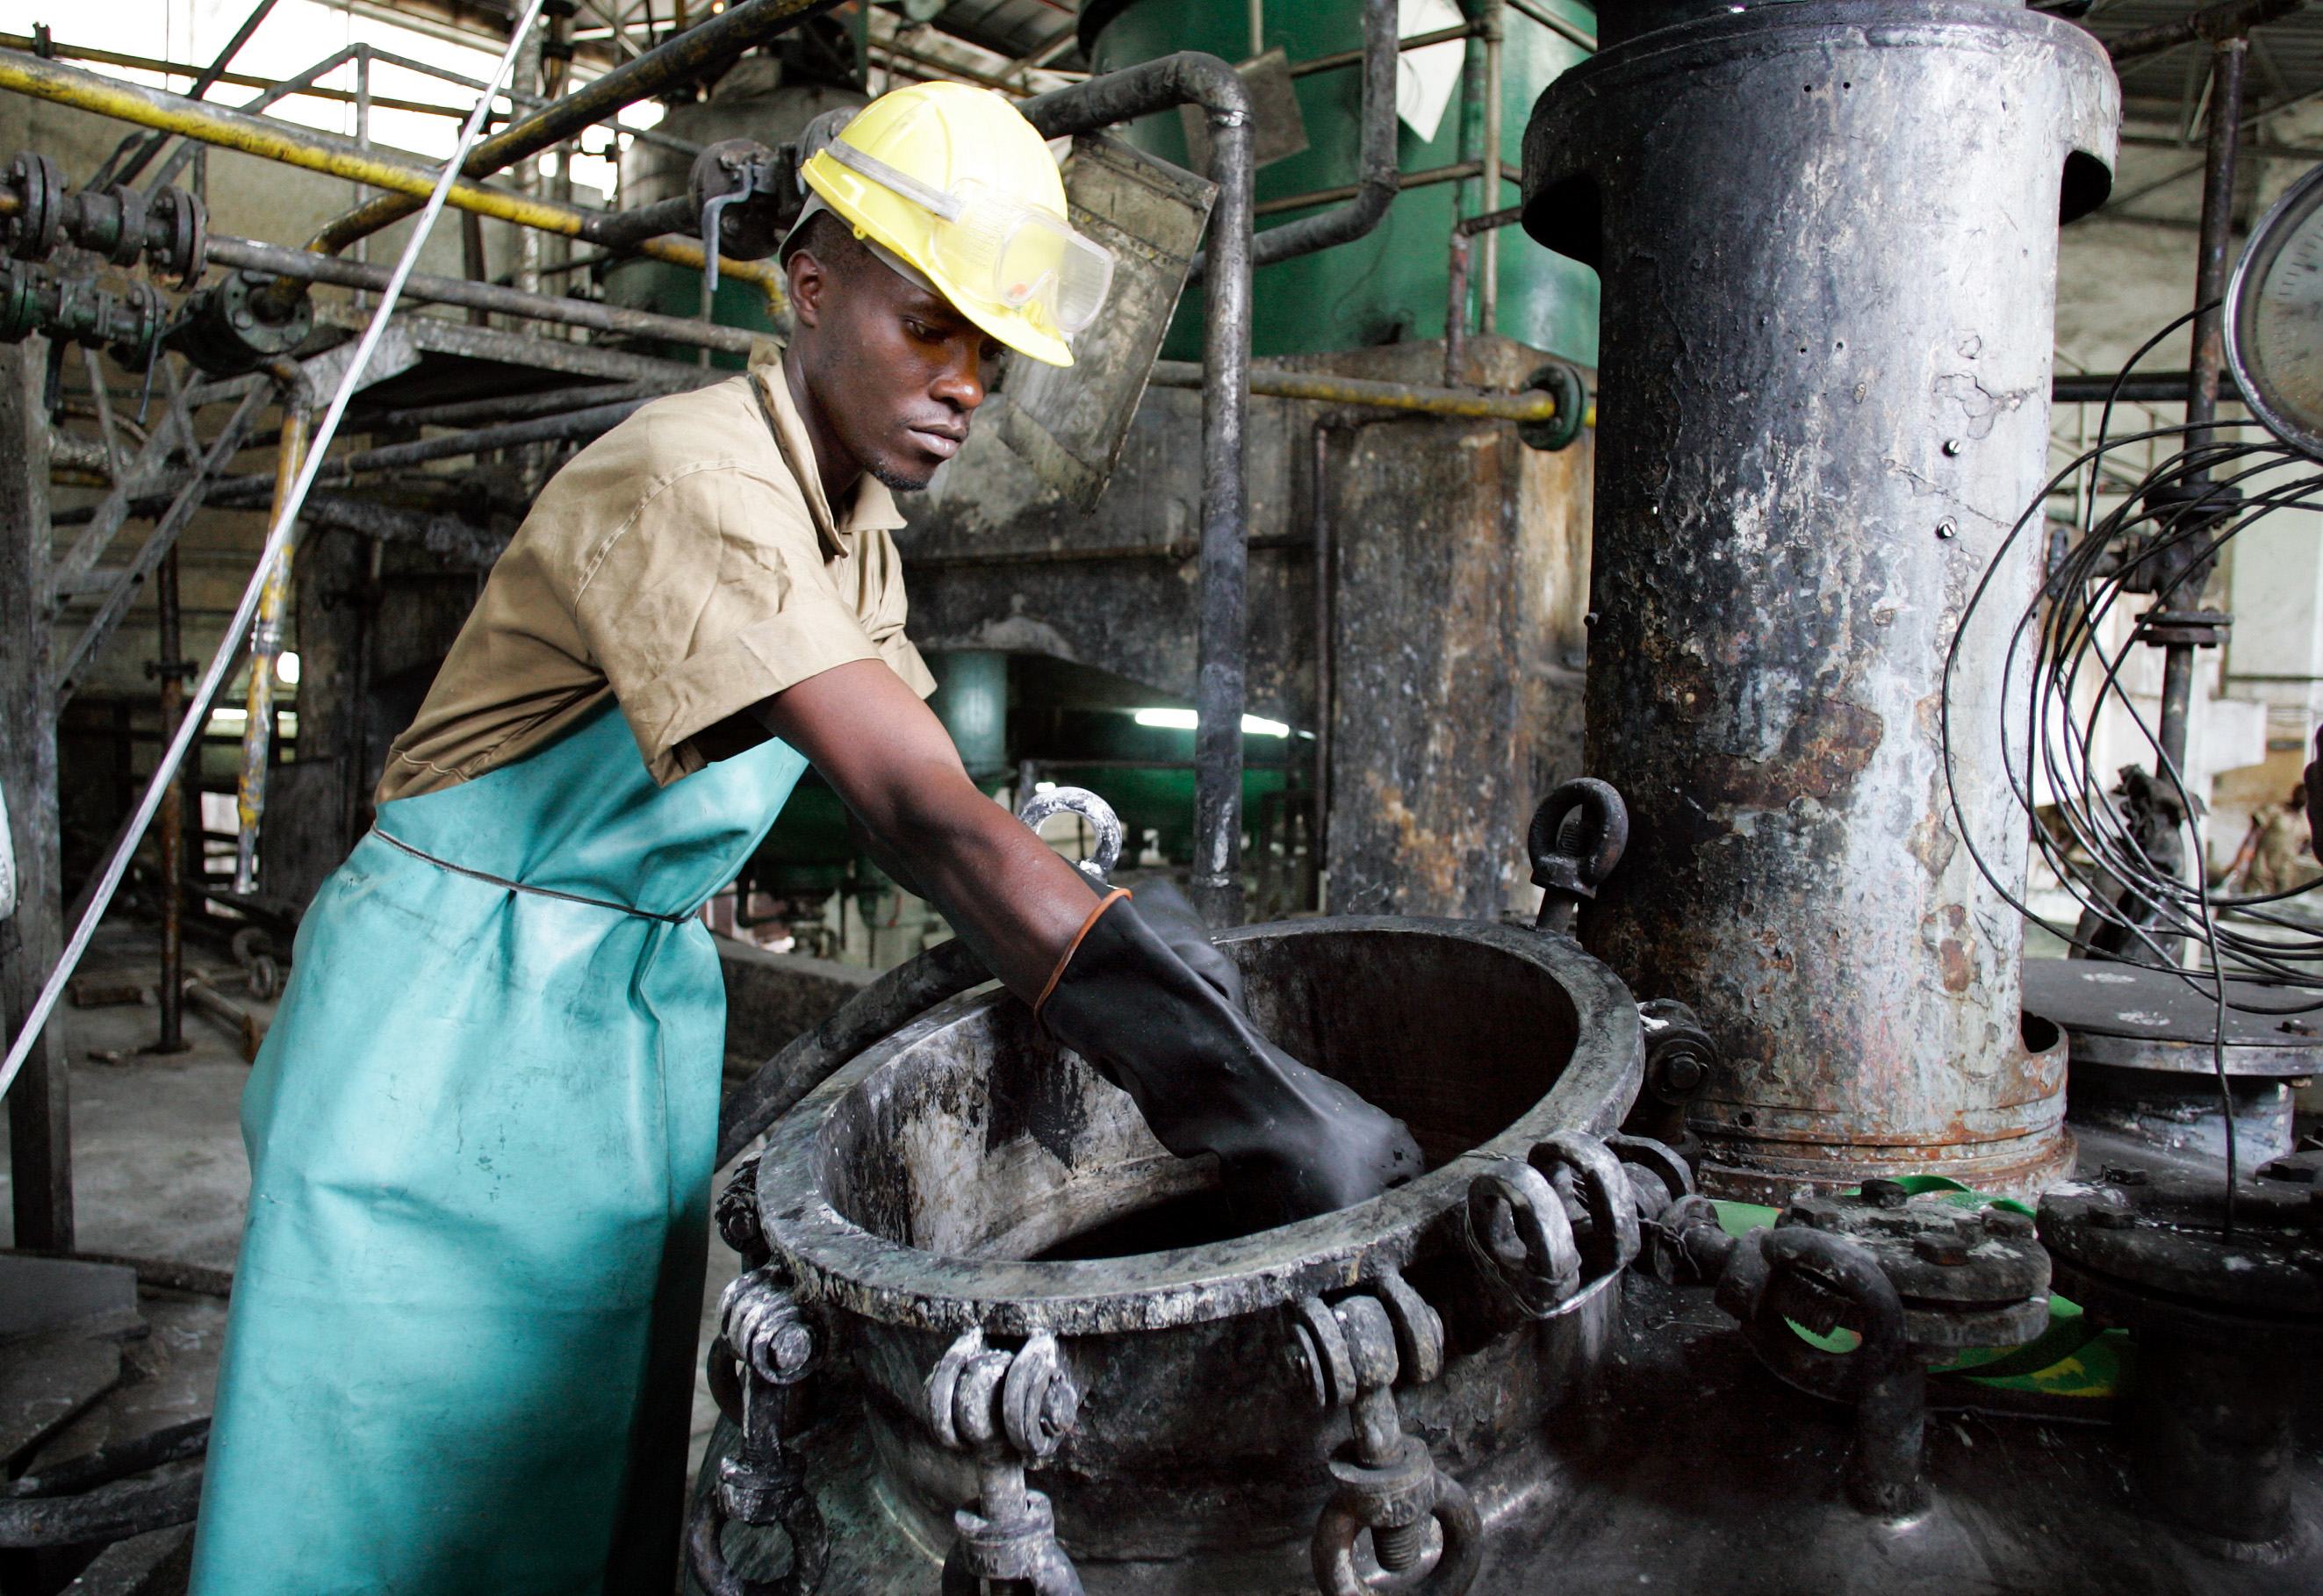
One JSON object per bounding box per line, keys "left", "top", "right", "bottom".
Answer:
{"left": 0, "top": 917, "right": 748, "bottom": 1543}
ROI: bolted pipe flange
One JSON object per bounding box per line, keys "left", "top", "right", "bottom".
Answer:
{"left": 4, "top": 152, "right": 61, "bottom": 261}
{"left": 166, "top": 270, "right": 313, "bottom": 377}
{"left": 94, "top": 183, "right": 149, "bottom": 268}
{"left": 1516, "top": 359, "right": 1589, "bottom": 452}
{"left": 147, "top": 185, "right": 206, "bottom": 289}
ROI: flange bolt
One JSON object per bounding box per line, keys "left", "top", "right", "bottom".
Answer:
{"left": 1860, "top": 1178, "right": 1909, "bottom": 1210}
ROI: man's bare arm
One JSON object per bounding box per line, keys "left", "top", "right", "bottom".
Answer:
{"left": 752, "top": 659, "right": 1098, "bottom": 998}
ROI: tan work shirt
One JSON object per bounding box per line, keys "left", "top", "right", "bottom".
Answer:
{"left": 379, "top": 360, "right": 936, "bottom": 802}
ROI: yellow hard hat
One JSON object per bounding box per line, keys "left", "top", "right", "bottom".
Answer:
{"left": 797, "top": 82, "right": 1112, "bottom": 367}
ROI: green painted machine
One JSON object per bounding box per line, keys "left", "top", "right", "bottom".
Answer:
{"left": 1083, "top": 0, "right": 1599, "bottom": 363}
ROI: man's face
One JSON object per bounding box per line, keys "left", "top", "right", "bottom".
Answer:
{"left": 788, "top": 231, "right": 1005, "bottom": 493}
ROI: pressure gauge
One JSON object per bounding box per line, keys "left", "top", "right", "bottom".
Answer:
{"left": 2226, "top": 159, "right": 2323, "bottom": 458}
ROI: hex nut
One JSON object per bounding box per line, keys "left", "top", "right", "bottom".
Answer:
{"left": 1860, "top": 1178, "right": 1909, "bottom": 1210}
{"left": 1913, "top": 1232, "right": 1971, "bottom": 1266}
{"left": 1980, "top": 1206, "right": 2036, "bottom": 1239}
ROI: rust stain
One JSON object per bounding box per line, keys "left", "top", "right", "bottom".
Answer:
{"left": 1358, "top": 772, "right": 1465, "bottom": 909}
{"left": 1692, "top": 699, "right": 1882, "bottom": 809}
{"left": 1924, "top": 903, "right": 1977, "bottom": 995}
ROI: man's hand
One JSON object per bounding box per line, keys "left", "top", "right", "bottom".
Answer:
{"left": 752, "top": 659, "right": 1098, "bottom": 999}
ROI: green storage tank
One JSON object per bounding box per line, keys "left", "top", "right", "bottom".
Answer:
{"left": 600, "top": 28, "right": 869, "bottom": 367}
{"left": 1082, "top": 0, "right": 1598, "bottom": 363}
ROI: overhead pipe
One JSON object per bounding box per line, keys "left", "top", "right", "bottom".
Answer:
{"left": 232, "top": 360, "right": 309, "bottom": 896}
{"left": 2105, "top": 0, "right": 2300, "bottom": 64}
{"left": 2154, "top": 34, "right": 2252, "bottom": 795}
{"left": 204, "top": 233, "right": 760, "bottom": 352}
{"left": 1148, "top": 357, "right": 1593, "bottom": 428}
{"left": 1022, "top": 55, "right": 1254, "bottom": 924}
{"left": 302, "top": 0, "right": 845, "bottom": 260}
{"left": 0, "top": 51, "right": 791, "bottom": 311}
{"left": 1190, "top": 0, "right": 1396, "bottom": 280}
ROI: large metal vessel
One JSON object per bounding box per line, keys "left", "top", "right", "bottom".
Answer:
{"left": 1521, "top": 0, "right": 2118, "bottom": 1201}
{"left": 724, "top": 914, "right": 1644, "bottom": 1592}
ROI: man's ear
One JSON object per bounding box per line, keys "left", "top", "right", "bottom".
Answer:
{"left": 787, "top": 248, "right": 829, "bottom": 330}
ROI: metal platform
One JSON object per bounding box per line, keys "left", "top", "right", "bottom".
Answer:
{"left": 2023, "top": 959, "right": 2323, "bottom": 1075}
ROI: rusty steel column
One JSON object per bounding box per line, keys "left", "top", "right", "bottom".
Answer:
{"left": 1522, "top": 0, "right": 2119, "bottom": 1201}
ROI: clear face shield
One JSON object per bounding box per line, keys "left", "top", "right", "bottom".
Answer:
{"left": 819, "top": 137, "right": 1114, "bottom": 341}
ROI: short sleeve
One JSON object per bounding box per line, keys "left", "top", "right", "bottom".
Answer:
{"left": 852, "top": 527, "right": 937, "bottom": 699}
{"left": 572, "top": 463, "right": 885, "bottom": 784}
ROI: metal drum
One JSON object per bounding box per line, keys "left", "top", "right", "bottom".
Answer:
{"left": 1521, "top": 0, "right": 2119, "bottom": 1202}
{"left": 729, "top": 915, "right": 1644, "bottom": 1593}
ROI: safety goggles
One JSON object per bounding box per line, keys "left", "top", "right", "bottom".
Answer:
{"left": 822, "top": 137, "right": 1114, "bottom": 336}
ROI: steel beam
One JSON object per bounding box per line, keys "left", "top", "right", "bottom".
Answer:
{"left": 0, "top": 339, "right": 68, "bottom": 1250}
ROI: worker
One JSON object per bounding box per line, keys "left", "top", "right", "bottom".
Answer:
{"left": 2229, "top": 781, "right": 2319, "bottom": 896}
{"left": 187, "top": 83, "right": 1419, "bottom": 1593}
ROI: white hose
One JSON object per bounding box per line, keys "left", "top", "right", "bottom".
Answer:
{"left": 0, "top": 0, "right": 550, "bottom": 1097}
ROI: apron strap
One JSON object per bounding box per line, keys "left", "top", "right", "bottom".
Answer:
{"left": 372, "top": 829, "right": 694, "bottom": 924}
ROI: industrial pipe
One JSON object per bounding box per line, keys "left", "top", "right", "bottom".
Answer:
{"left": 232, "top": 363, "right": 308, "bottom": 896}
{"left": 205, "top": 233, "right": 760, "bottom": 353}
{"left": 1444, "top": 203, "right": 1524, "bottom": 385}
{"left": 2105, "top": 0, "right": 2301, "bottom": 63}
{"left": 1251, "top": 156, "right": 1482, "bottom": 220}
{"left": 305, "top": 0, "right": 845, "bottom": 259}
{"left": 1024, "top": 55, "right": 1253, "bottom": 924}
{"left": 1147, "top": 358, "right": 1594, "bottom": 427}
{"left": 2155, "top": 35, "right": 2252, "bottom": 793}
{"left": 1185, "top": 0, "right": 1395, "bottom": 281}
{"left": 153, "top": 546, "right": 186, "bottom": 1056}
{"left": 1250, "top": 0, "right": 1399, "bottom": 268}
{"left": 0, "top": 51, "right": 789, "bottom": 309}
{"left": 198, "top": 396, "right": 655, "bottom": 496}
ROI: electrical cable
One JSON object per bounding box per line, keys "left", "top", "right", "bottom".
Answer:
{"left": 1942, "top": 307, "right": 2323, "bottom": 1224}
{"left": 0, "top": 0, "right": 552, "bottom": 1104}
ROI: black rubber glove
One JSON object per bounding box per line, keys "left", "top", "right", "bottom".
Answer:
{"left": 1125, "top": 878, "right": 1244, "bottom": 1009}
{"left": 1038, "top": 893, "right": 1423, "bottom": 1223}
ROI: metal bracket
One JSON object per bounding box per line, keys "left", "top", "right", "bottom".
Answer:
{"left": 1526, "top": 779, "right": 1629, "bottom": 937}
{"left": 687, "top": 1269, "right": 829, "bottom": 1596}
{"left": 1291, "top": 1269, "right": 1480, "bottom": 1596}
{"left": 1461, "top": 1131, "right": 1644, "bottom": 1320}
{"left": 926, "top": 1326, "right": 1086, "bottom": 1596}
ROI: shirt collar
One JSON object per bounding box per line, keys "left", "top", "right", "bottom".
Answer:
{"left": 750, "top": 355, "right": 910, "bottom": 560}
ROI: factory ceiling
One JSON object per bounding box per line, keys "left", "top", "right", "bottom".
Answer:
{"left": 2085, "top": 0, "right": 2323, "bottom": 121}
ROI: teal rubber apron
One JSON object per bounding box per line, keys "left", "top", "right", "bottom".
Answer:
{"left": 189, "top": 698, "right": 808, "bottom": 1595}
